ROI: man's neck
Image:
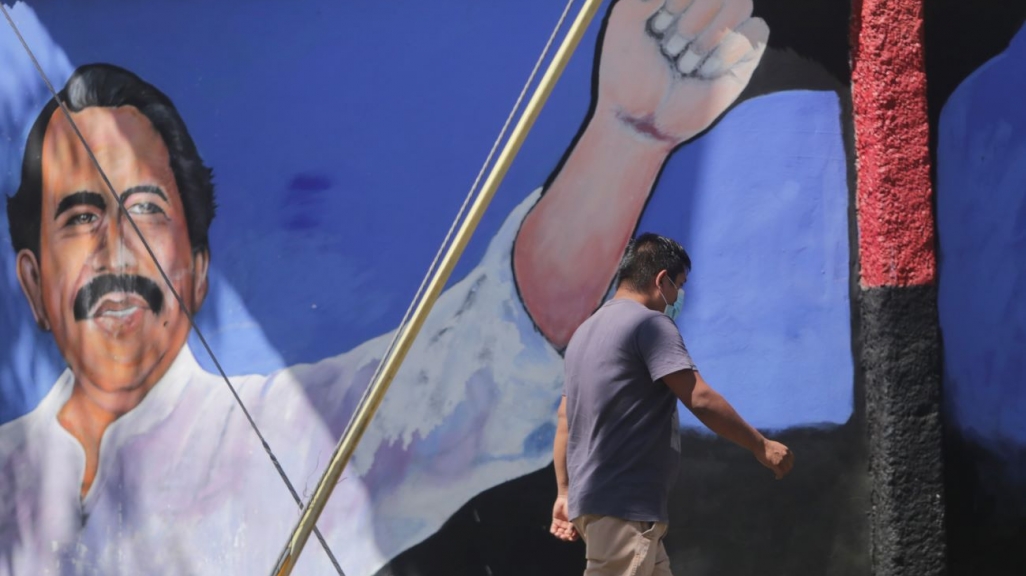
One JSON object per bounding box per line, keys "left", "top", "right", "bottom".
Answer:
{"left": 612, "top": 286, "right": 661, "bottom": 312}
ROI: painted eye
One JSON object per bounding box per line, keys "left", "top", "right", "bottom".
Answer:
{"left": 127, "top": 202, "right": 164, "bottom": 216}
{"left": 66, "top": 213, "right": 97, "bottom": 226}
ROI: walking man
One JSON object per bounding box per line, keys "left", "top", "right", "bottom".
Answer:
{"left": 551, "top": 233, "right": 795, "bottom": 575}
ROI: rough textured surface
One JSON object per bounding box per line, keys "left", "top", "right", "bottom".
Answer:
{"left": 851, "top": 0, "right": 946, "bottom": 572}
{"left": 860, "top": 285, "right": 945, "bottom": 575}
{"left": 851, "top": 0, "right": 936, "bottom": 288}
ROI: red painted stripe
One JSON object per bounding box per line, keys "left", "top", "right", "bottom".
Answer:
{"left": 851, "top": 0, "right": 937, "bottom": 287}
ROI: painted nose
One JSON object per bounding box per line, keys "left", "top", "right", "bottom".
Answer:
{"left": 94, "top": 212, "right": 139, "bottom": 273}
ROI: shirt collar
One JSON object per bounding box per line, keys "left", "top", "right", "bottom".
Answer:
{"left": 41, "top": 344, "right": 200, "bottom": 439}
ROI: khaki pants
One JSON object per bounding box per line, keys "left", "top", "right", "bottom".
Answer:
{"left": 572, "top": 515, "right": 673, "bottom": 576}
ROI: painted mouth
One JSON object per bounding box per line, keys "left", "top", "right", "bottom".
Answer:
{"left": 90, "top": 293, "right": 149, "bottom": 319}
{"left": 73, "top": 274, "right": 165, "bottom": 322}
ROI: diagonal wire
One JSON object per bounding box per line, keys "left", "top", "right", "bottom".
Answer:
{"left": 0, "top": 5, "right": 345, "bottom": 574}
{"left": 350, "top": 0, "right": 578, "bottom": 441}
{"left": 5, "top": 0, "right": 578, "bottom": 569}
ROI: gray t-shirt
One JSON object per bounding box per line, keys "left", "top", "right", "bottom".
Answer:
{"left": 564, "top": 298, "right": 696, "bottom": 523}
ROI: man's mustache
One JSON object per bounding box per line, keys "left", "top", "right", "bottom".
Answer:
{"left": 73, "top": 274, "right": 165, "bottom": 321}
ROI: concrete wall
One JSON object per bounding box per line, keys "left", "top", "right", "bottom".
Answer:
{"left": 0, "top": 1, "right": 878, "bottom": 574}
{"left": 927, "top": 1, "right": 1026, "bottom": 573}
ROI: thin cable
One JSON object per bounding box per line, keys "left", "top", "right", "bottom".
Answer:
{"left": 0, "top": 6, "right": 344, "bottom": 574}
{"left": 354, "top": 0, "right": 578, "bottom": 422}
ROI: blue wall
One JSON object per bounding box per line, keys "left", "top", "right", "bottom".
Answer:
{"left": 1, "top": 1, "right": 852, "bottom": 430}
{"left": 0, "top": 1, "right": 857, "bottom": 573}
{"left": 935, "top": 19, "right": 1026, "bottom": 575}
{"left": 938, "top": 23, "right": 1026, "bottom": 454}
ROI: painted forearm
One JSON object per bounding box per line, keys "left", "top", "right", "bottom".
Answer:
{"left": 513, "top": 115, "right": 671, "bottom": 349}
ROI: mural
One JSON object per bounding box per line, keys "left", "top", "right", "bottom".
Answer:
{"left": 0, "top": 0, "right": 859, "bottom": 574}
{"left": 930, "top": 1, "right": 1026, "bottom": 572}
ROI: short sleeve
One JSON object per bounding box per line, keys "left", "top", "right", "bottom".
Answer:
{"left": 635, "top": 315, "right": 696, "bottom": 382}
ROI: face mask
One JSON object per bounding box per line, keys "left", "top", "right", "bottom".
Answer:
{"left": 659, "top": 277, "right": 685, "bottom": 321}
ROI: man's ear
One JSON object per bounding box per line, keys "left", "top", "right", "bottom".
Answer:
{"left": 654, "top": 269, "right": 668, "bottom": 289}
{"left": 191, "top": 248, "right": 210, "bottom": 312}
{"left": 16, "top": 249, "right": 50, "bottom": 331}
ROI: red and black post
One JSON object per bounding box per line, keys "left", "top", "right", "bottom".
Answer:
{"left": 851, "top": 0, "right": 946, "bottom": 573}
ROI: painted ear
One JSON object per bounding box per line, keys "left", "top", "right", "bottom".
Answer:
{"left": 191, "top": 248, "right": 210, "bottom": 312}
{"left": 16, "top": 249, "right": 50, "bottom": 331}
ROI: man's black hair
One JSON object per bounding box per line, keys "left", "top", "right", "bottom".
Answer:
{"left": 6, "top": 63, "right": 215, "bottom": 257}
{"left": 616, "top": 232, "right": 691, "bottom": 291}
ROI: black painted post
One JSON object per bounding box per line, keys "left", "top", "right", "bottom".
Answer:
{"left": 860, "top": 287, "right": 945, "bottom": 575}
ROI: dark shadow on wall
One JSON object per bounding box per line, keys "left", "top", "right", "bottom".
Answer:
{"left": 945, "top": 430, "right": 1026, "bottom": 576}
{"left": 751, "top": 0, "right": 852, "bottom": 88}
{"left": 377, "top": 421, "right": 869, "bottom": 576}
{"left": 924, "top": 0, "right": 1026, "bottom": 135}
{"left": 704, "top": 0, "right": 853, "bottom": 137}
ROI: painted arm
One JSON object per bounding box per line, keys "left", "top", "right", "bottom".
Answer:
{"left": 513, "top": 0, "right": 769, "bottom": 349}
{"left": 663, "top": 368, "right": 794, "bottom": 478}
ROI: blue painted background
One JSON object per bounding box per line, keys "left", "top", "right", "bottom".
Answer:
{"left": 1, "top": 0, "right": 852, "bottom": 431}
{"left": 937, "top": 23, "right": 1026, "bottom": 449}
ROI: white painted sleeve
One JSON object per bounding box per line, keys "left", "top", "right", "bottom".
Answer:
{"left": 249, "top": 188, "right": 572, "bottom": 573}
{"left": 263, "top": 187, "right": 563, "bottom": 464}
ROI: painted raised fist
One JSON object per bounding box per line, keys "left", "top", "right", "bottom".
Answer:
{"left": 596, "top": 0, "right": 769, "bottom": 147}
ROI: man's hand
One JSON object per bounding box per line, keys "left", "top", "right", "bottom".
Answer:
{"left": 550, "top": 495, "right": 579, "bottom": 542}
{"left": 597, "top": 0, "right": 770, "bottom": 148}
{"left": 756, "top": 439, "right": 795, "bottom": 479}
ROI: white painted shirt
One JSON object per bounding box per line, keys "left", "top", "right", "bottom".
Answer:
{"left": 0, "top": 191, "right": 563, "bottom": 575}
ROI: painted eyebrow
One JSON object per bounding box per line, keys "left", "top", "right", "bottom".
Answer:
{"left": 53, "top": 185, "right": 169, "bottom": 222}
{"left": 119, "top": 185, "right": 168, "bottom": 203}
{"left": 54, "top": 191, "right": 106, "bottom": 220}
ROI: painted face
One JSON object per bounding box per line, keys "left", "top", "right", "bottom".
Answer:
{"left": 17, "top": 106, "right": 208, "bottom": 395}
